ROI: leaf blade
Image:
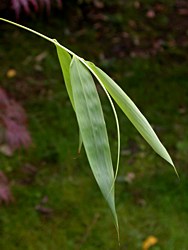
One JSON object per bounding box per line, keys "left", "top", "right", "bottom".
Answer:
{"left": 87, "top": 63, "right": 177, "bottom": 175}
{"left": 70, "top": 57, "right": 118, "bottom": 231}
{"left": 55, "top": 42, "right": 74, "bottom": 106}
{"left": 84, "top": 61, "right": 121, "bottom": 187}
{"left": 56, "top": 43, "right": 83, "bottom": 152}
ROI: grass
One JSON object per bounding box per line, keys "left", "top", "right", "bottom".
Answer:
{"left": 0, "top": 1, "right": 188, "bottom": 249}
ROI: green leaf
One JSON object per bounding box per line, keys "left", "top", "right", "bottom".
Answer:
{"left": 83, "top": 61, "right": 121, "bottom": 187}
{"left": 98, "top": 85, "right": 120, "bottom": 189}
{"left": 56, "top": 42, "right": 83, "bottom": 152}
{"left": 87, "top": 62, "right": 178, "bottom": 176}
{"left": 55, "top": 41, "right": 74, "bottom": 107}
{"left": 70, "top": 56, "right": 119, "bottom": 232}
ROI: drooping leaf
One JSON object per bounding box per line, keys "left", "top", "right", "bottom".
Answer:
{"left": 98, "top": 85, "right": 120, "bottom": 188}
{"left": 70, "top": 56, "right": 118, "bottom": 232}
{"left": 55, "top": 42, "right": 74, "bottom": 107}
{"left": 56, "top": 42, "right": 83, "bottom": 152}
{"left": 83, "top": 61, "right": 121, "bottom": 186}
{"left": 87, "top": 62, "right": 178, "bottom": 176}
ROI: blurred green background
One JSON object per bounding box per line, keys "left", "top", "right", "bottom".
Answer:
{"left": 0, "top": 0, "right": 188, "bottom": 249}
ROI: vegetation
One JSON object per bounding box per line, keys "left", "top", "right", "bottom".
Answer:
{"left": 0, "top": 0, "right": 188, "bottom": 249}
{"left": 0, "top": 0, "right": 63, "bottom": 19}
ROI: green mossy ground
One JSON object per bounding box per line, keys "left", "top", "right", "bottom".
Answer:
{"left": 0, "top": 1, "right": 188, "bottom": 249}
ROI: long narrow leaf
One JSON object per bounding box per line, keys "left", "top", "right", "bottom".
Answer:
{"left": 55, "top": 41, "right": 74, "bottom": 106}
{"left": 70, "top": 56, "right": 119, "bottom": 232}
{"left": 99, "top": 86, "right": 120, "bottom": 188}
{"left": 87, "top": 62, "right": 178, "bottom": 176}
{"left": 56, "top": 42, "right": 83, "bottom": 152}
{"left": 83, "top": 61, "right": 121, "bottom": 186}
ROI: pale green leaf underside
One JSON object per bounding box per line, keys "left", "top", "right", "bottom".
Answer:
{"left": 55, "top": 41, "right": 74, "bottom": 107}
{"left": 70, "top": 57, "right": 118, "bottom": 231}
{"left": 56, "top": 42, "right": 83, "bottom": 152}
{"left": 84, "top": 61, "right": 121, "bottom": 188}
{"left": 87, "top": 63, "right": 178, "bottom": 175}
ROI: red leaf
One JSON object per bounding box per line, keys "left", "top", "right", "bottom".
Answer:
{"left": 29, "top": 0, "right": 39, "bottom": 12}
{"left": 19, "top": 0, "right": 30, "bottom": 14}
{"left": 0, "top": 87, "right": 32, "bottom": 153}
{"left": 11, "top": 0, "right": 22, "bottom": 19}
{"left": 4, "top": 119, "right": 32, "bottom": 150}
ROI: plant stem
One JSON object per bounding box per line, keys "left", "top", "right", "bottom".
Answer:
{"left": 0, "top": 18, "right": 76, "bottom": 57}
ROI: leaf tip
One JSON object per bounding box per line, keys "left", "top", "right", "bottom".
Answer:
{"left": 167, "top": 158, "right": 179, "bottom": 179}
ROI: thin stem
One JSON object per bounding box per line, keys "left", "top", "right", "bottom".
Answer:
{"left": 0, "top": 18, "right": 76, "bottom": 58}
{"left": 0, "top": 18, "right": 54, "bottom": 43}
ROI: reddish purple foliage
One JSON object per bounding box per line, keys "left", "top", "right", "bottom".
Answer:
{"left": 11, "top": 0, "right": 62, "bottom": 18}
{"left": 0, "top": 87, "right": 32, "bottom": 152}
{"left": 4, "top": 118, "right": 31, "bottom": 150}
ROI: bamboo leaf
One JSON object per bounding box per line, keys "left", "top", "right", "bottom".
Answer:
{"left": 55, "top": 41, "right": 74, "bottom": 107}
{"left": 56, "top": 43, "right": 83, "bottom": 152}
{"left": 70, "top": 56, "right": 119, "bottom": 232}
{"left": 82, "top": 61, "right": 121, "bottom": 187}
{"left": 87, "top": 62, "right": 178, "bottom": 176}
{"left": 98, "top": 86, "right": 120, "bottom": 189}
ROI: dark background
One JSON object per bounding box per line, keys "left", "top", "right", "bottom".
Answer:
{"left": 0, "top": 1, "right": 188, "bottom": 249}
